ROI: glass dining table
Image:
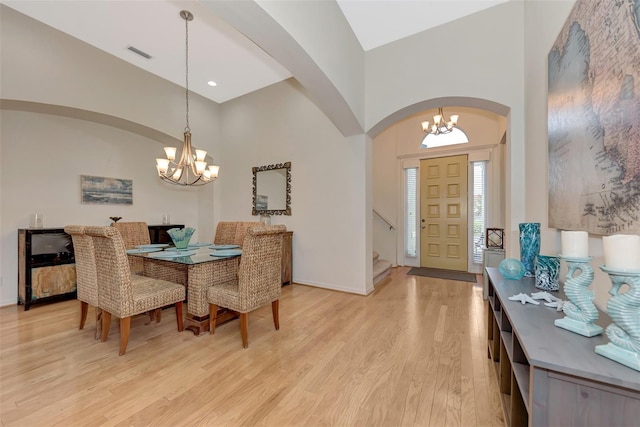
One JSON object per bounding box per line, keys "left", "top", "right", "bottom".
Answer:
{"left": 128, "top": 244, "right": 241, "bottom": 335}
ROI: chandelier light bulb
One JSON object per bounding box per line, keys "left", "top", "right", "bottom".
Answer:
{"left": 156, "top": 158, "right": 170, "bottom": 173}
{"left": 195, "top": 149, "right": 207, "bottom": 162}
{"left": 163, "top": 147, "right": 177, "bottom": 161}
{"left": 171, "top": 167, "right": 182, "bottom": 181}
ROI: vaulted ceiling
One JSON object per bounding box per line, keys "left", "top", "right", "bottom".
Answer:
{"left": 2, "top": 0, "right": 508, "bottom": 104}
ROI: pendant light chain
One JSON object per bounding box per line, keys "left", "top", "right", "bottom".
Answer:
{"left": 184, "top": 13, "right": 190, "bottom": 133}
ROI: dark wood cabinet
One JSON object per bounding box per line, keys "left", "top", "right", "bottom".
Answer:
{"left": 18, "top": 228, "right": 77, "bottom": 310}
{"left": 148, "top": 224, "right": 184, "bottom": 244}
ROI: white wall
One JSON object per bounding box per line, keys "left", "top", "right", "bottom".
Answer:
{"left": 372, "top": 125, "right": 399, "bottom": 266}
{"left": 0, "top": 110, "right": 203, "bottom": 306}
{"left": 219, "top": 79, "right": 371, "bottom": 294}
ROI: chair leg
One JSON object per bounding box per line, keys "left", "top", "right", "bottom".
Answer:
{"left": 272, "top": 300, "right": 280, "bottom": 330}
{"left": 175, "top": 302, "right": 184, "bottom": 331}
{"left": 95, "top": 307, "right": 102, "bottom": 340}
{"left": 79, "top": 301, "right": 88, "bottom": 330}
{"left": 240, "top": 313, "right": 249, "bottom": 348}
{"left": 101, "top": 311, "right": 112, "bottom": 342}
{"left": 209, "top": 304, "right": 219, "bottom": 335}
{"left": 155, "top": 308, "right": 162, "bottom": 323}
{"left": 119, "top": 317, "right": 131, "bottom": 356}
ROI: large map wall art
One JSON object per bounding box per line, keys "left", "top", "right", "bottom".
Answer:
{"left": 548, "top": 0, "right": 640, "bottom": 235}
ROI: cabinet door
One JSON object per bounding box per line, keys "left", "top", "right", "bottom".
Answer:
{"left": 30, "top": 265, "right": 77, "bottom": 300}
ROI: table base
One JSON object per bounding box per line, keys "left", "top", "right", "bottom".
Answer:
{"left": 185, "top": 308, "right": 238, "bottom": 336}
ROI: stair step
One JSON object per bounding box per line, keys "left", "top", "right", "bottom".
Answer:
{"left": 373, "top": 258, "right": 392, "bottom": 285}
{"left": 373, "top": 251, "right": 379, "bottom": 262}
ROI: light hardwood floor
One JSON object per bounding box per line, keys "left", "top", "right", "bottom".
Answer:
{"left": 0, "top": 267, "right": 504, "bottom": 427}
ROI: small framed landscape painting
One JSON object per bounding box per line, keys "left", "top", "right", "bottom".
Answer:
{"left": 256, "top": 195, "right": 268, "bottom": 210}
{"left": 81, "top": 175, "right": 133, "bottom": 205}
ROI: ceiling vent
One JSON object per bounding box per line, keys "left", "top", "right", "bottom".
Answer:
{"left": 127, "top": 46, "right": 152, "bottom": 60}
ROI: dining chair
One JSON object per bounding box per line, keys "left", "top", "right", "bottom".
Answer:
{"left": 85, "top": 226, "right": 185, "bottom": 355}
{"left": 214, "top": 222, "right": 237, "bottom": 245}
{"left": 112, "top": 221, "right": 151, "bottom": 274}
{"left": 208, "top": 224, "right": 286, "bottom": 348}
{"left": 233, "top": 221, "right": 262, "bottom": 248}
{"left": 64, "top": 225, "right": 101, "bottom": 339}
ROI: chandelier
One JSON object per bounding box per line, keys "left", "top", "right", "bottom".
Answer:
{"left": 156, "top": 10, "right": 219, "bottom": 186}
{"left": 420, "top": 107, "right": 459, "bottom": 136}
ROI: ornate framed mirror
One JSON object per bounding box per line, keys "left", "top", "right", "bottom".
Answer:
{"left": 252, "top": 162, "right": 291, "bottom": 215}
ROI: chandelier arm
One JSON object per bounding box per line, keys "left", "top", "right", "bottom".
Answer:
{"left": 160, "top": 174, "right": 207, "bottom": 186}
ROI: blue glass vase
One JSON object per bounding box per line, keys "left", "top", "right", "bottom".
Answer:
{"left": 535, "top": 255, "right": 560, "bottom": 291}
{"left": 167, "top": 227, "right": 195, "bottom": 249}
{"left": 519, "top": 222, "right": 540, "bottom": 277}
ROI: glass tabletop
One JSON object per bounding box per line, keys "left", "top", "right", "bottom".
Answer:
{"left": 127, "top": 246, "right": 240, "bottom": 265}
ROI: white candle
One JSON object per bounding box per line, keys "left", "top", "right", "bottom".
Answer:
{"left": 561, "top": 231, "right": 589, "bottom": 258}
{"left": 603, "top": 234, "right": 640, "bottom": 270}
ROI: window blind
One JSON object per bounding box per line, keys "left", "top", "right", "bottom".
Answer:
{"left": 406, "top": 168, "right": 417, "bottom": 257}
{"left": 472, "top": 162, "right": 487, "bottom": 264}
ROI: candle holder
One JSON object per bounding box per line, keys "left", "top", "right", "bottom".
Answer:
{"left": 595, "top": 266, "right": 640, "bottom": 371}
{"left": 554, "top": 256, "right": 603, "bottom": 337}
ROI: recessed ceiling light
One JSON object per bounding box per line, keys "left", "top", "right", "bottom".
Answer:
{"left": 207, "top": 81, "right": 217, "bottom": 87}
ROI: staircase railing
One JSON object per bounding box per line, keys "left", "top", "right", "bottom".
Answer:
{"left": 373, "top": 209, "right": 396, "bottom": 230}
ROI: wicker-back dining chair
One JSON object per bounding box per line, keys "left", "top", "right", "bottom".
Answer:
{"left": 64, "top": 225, "right": 101, "bottom": 339}
{"left": 214, "top": 222, "right": 237, "bottom": 245}
{"left": 85, "top": 226, "right": 185, "bottom": 355}
{"left": 111, "top": 221, "right": 150, "bottom": 274}
{"left": 208, "top": 224, "right": 286, "bottom": 348}
{"left": 233, "top": 221, "right": 262, "bottom": 248}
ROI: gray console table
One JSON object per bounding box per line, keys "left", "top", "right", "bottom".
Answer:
{"left": 486, "top": 267, "right": 639, "bottom": 427}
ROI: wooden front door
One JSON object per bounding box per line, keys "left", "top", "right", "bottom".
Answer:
{"left": 419, "top": 155, "right": 468, "bottom": 271}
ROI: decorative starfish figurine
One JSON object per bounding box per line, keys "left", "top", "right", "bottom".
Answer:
{"left": 531, "top": 291, "right": 562, "bottom": 303}
{"left": 544, "top": 300, "right": 566, "bottom": 311}
{"left": 530, "top": 291, "right": 566, "bottom": 311}
{"left": 508, "top": 293, "right": 540, "bottom": 305}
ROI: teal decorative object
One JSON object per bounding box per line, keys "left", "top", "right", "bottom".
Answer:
{"left": 534, "top": 255, "right": 560, "bottom": 291}
{"left": 595, "top": 266, "right": 640, "bottom": 371}
{"left": 499, "top": 258, "right": 525, "bottom": 280}
{"left": 519, "top": 222, "right": 540, "bottom": 277}
{"left": 166, "top": 227, "right": 195, "bottom": 249}
{"left": 555, "top": 256, "right": 603, "bottom": 337}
